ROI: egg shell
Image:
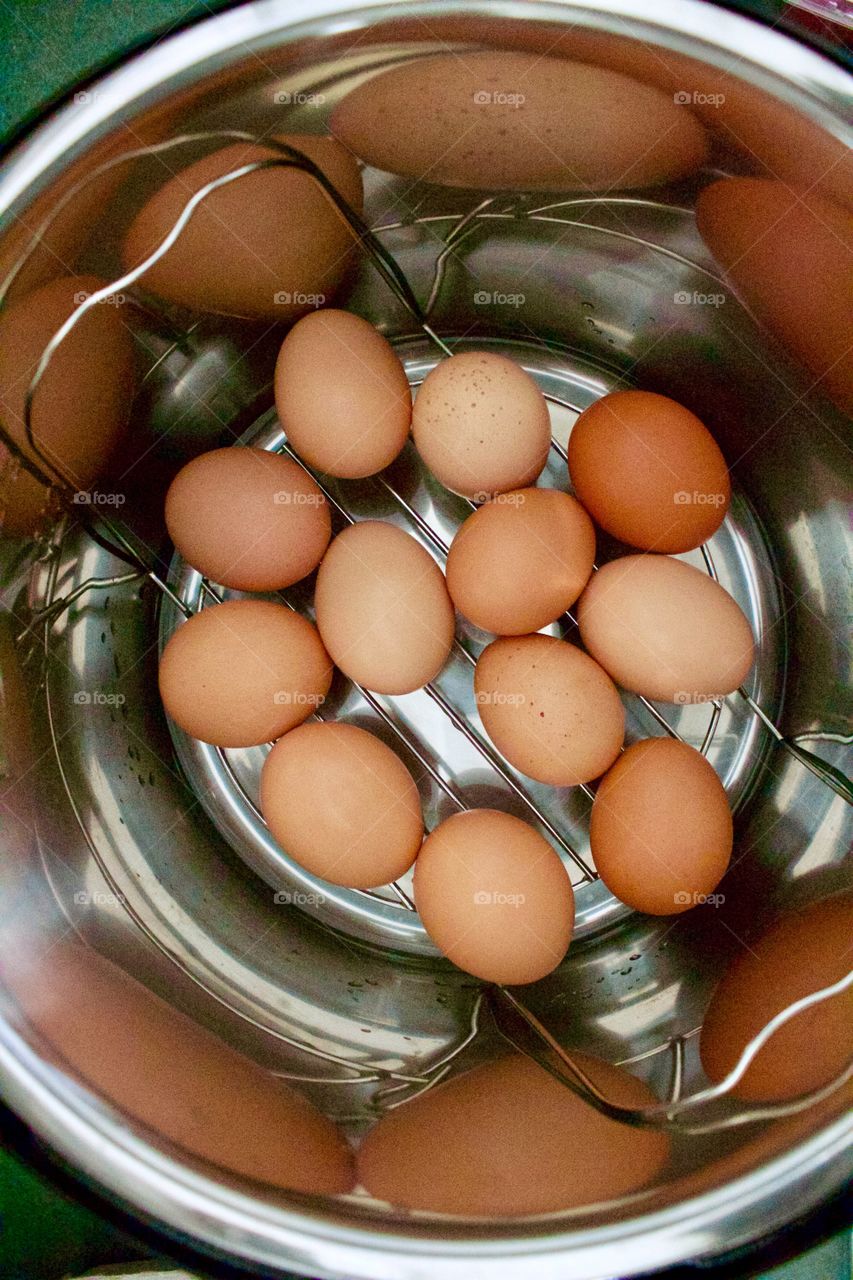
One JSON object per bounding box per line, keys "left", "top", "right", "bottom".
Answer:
{"left": 474, "top": 634, "right": 625, "bottom": 786}
{"left": 357, "top": 1050, "right": 670, "bottom": 1215}
{"left": 700, "top": 893, "right": 853, "bottom": 1103}
{"left": 696, "top": 179, "right": 853, "bottom": 414}
{"left": 0, "top": 274, "right": 135, "bottom": 534}
{"left": 567, "top": 390, "right": 731, "bottom": 553}
{"left": 122, "top": 136, "right": 363, "bottom": 319}
{"left": 0, "top": 934, "right": 353, "bottom": 1194}
{"left": 413, "top": 809, "right": 573, "bottom": 985}
{"left": 275, "top": 309, "right": 412, "bottom": 478}
{"left": 165, "top": 446, "right": 330, "bottom": 591}
{"left": 260, "top": 722, "right": 423, "bottom": 889}
{"left": 577, "top": 555, "right": 754, "bottom": 703}
{"left": 331, "top": 51, "right": 706, "bottom": 192}
{"left": 314, "top": 520, "right": 455, "bottom": 695}
{"left": 446, "top": 488, "right": 596, "bottom": 634}
{"left": 590, "top": 738, "right": 732, "bottom": 916}
{"left": 412, "top": 352, "right": 551, "bottom": 499}
{"left": 159, "top": 599, "right": 332, "bottom": 748}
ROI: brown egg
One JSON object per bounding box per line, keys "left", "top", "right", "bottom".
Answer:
{"left": 0, "top": 934, "right": 353, "bottom": 1194}
{"left": 332, "top": 52, "right": 706, "bottom": 192}
{"left": 446, "top": 489, "right": 595, "bottom": 634}
{"left": 165, "top": 447, "right": 330, "bottom": 591}
{"left": 412, "top": 353, "right": 551, "bottom": 499}
{"left": 358, "top": 1051, "right": 670, "bottom": 1215}
{"left": 590, "top": 739, "right": 732, "bottom": 916}
{"left": 261, "top": 722, "right": 423, "bottom": 889}
{"left": 578, "top": 556, "right": 754, "bottom": 703}
{"left": 122, "top": 136, "right": 363, "bottom": 319}
{"left": 700, "top": 894, "right": 853, "bottom": 1103}
{"left": 159, "top": 599, "right": 332, "bottom": 747}
{"left": 474, "top": 634, "right": 625, "bottom": 786}
{"left": 696, "top": 179, "right": 853, "bottom": 414}
{"left": 274, "top": 309, "right": 412, "bottom": 478}
{"left": 567, "top": 391, "right": 730, "bottom": 552}
{"left": 314, "top": 520, "right": 455, "bottom": 695}
{"left": 413, "top": 809, "right": 573, "bottom": 985}
{"left": 0, "top": 274, "right": 135, "bottom": 534}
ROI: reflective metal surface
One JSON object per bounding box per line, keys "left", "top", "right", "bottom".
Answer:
{"left": 0, "top": 2, "right": 851, "bottom": 1278}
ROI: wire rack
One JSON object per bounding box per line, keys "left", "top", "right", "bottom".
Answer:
{"left": 3, "top": 132, "right": 852, "bottom": 1137}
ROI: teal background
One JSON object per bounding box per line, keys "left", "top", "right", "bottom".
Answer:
{"left": 0, "top": 0, "right": 849, "bottom": 1277}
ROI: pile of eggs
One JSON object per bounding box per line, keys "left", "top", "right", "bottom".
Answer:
{"left": 159, "top": 307, "right": 755, "bottom": 988}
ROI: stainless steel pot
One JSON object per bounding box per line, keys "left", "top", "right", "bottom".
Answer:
{"left": 0, "top": 2, "right": 850, "bottom": 1277}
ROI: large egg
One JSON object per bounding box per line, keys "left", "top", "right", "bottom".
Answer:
{"left": 412, "top": 353, "right": 551, "bottom": 499}
{"left": 122, "top": 136, "right": 363, "bottom": 320}
{"left": 474, "top": 634, "right": 624, "bottom": 785}
{"left": 314, "top": 520, "right": 455, "bottom": 694}
{"left": 567, "top": 391, "right": 731, "bottom": 552}
{"left": 159, "top": 599, "right": 332, "bottom": 747}
{"left": 165, "top": 446, "right": 330, "bottom": 591}
{"left": 0, "top": 274, "right": 135, "bottom": 534}
{"left": 591, "top": 738, "right": 732, "bottom": 915}
{"left": 358, "top": 1051, "right": 670, "bottom": 1215}
{"left": 413, "top": 809, "right": 573, "bottom": 985}
{"left": 0, "top": 935, "right": 353, "bottom": 1195}
{"left": 700, "top": 894, "right": 853, "bottom": 1102}
{"left": 446, "top": 488, "right": 595, "bottom": 634}
{"left": 332, "top": 51, "right": 706, "bottom": 192}
{"left": 577, "top": 556, "right": 754, "bottom": 702}
{"left": 275, "top": 309, "right": 412, "bottom": 478}
{"left": 696, "top": 179, "right": 853, "bottom": 414}
{"left": 260, "top": 722, "right": 423, "bottom": 889}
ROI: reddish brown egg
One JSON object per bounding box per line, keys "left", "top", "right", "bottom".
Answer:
{"left": 159, "top": 599, "right": 332, "bottom": 748}
{"left": 591, "top": 738, "right": 732, "bottom": 915}
{"left": 700, "top": 894, "right": 853, "bottom": 1102}
{"left": 474, "top": 634, "right": 625, "bottom": 785}
{"left": 122, "top": 136, "right": 363, "bottom": 319}
{"left": 567, "top": 391, "right": 731, "bottom": 552}
{"left": 261, "top": 723, "right": 423, "bottom": 889}
{"left": 165, "top": 447, "right": 330, "bottom": 591}
{"left": 358, "top": 1051, "right": 670, "bottom": 1215}
{"left": 446, "top": 488, "right": 596, "bottom": 634}
{"left": 413, "top": 809, "right": 574, "bottom": 985}
{"left": 275, "top": 309, "right": 412, "bottom": 478}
